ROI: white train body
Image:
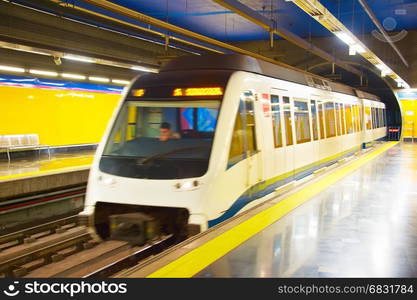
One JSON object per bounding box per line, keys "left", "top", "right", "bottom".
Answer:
{"left": 80, "top": 55, "right": 386, "bottom": 238}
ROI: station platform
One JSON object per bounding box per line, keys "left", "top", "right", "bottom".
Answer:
{"left": 119, "top": 142, "right": 417, "bottom": 278}
{"left": 0, "top": 150, "right": 94, "bottom": 181}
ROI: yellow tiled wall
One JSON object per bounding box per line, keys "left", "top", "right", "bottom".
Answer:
{"left": 400, "top": 99, "right": 417, "bottom": 138}
{"left": 0, "top": 86, "right": 121, "bottom": 146}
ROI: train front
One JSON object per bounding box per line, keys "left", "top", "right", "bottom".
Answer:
{"left": 79, "top": 68, "right": 232, "bottom": 244}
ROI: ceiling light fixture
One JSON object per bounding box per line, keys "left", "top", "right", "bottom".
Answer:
{"left": 29, "top": 69, "right": 58, "bottom": 77}
{"left": 112, "top": 79, "right": 130, "bottom": 85}
{"left": 130, "top": 66, "right": 151, "bottom": 72}
{"left": 0, "top": 65, "right": 25, "bottom": 73}
{"left": 62, "top": 73, "right": 86, "bottom": 80}
{"left": 89, "top": 76, "right": 110, "bottom": 83}
{"left": 334, "top": 31, "right": 355, "bottom": 45}
{"left": 63, "top": 55, "right": 94, "bottom": 63}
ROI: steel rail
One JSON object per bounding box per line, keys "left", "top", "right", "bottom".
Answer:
{"left": 0, "top": 215, "right": 79, "bottom": 249}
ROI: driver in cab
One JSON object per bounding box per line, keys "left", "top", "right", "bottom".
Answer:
{"left": 159, "top": 122, "right": 181, "bottom": 142}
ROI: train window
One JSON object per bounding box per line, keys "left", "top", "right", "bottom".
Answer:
{"left": 353, "top": 105, "right": 360, "bottom": 132}
{"left": 371, "top": 107, "right": 376, "bottom": 129}
{"left": 379, "top": 108, "right": 382, "bottom": 128}
{"left": 376, "top": 108, "right": 380, "bottom": 128}
{"left": 335, "top": 103, "right": 341, "bottom": 136}
{"left": 325, "top": 102, "right": 336, "bottom": 138}
{"left": 228, "top": 94, "right": 257, "bottom": 167}
{"left": 358, "top": 105, "right": 363, "bottom": 131}
{"left": 380, "top": 108, "right": 384, "bottom": 127}
{"left": 345, "top": 104, "right": 354, "bottom": 134}
{"left": 283, "top": 96, "right": 293, "bottom": 146}
{"left": 100, "top": 100, "right": 220, "bottom": 179}
{"left": 365, "top": 106, "right": 372, "bottom": 130}
{"left": 383, "top": 108, "right": 387, "bottom": 127}
{"left": 271, "top": 95, "right": 283, "bottom": 148}
{"left": 294, "top": 100, "right": 311, "bottom": 144}
{"left": 318, "top": 103, "right": 325, "bottom": 139}
{"left": 310, "top": 100, "right": 319, "bottom": 140}
{"left": 340, "top": 104, "right": 346, "bottom": 135}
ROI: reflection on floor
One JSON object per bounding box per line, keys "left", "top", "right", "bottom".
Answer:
{"left": 0, "top": 150, "right": 95, "bottom": 179}
{"left": 196, "top": 143, "right": 417, "bottom": 277}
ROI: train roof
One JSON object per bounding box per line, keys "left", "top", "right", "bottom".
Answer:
{"left": 161, "top": 54, "right": 380, "bottom": 102}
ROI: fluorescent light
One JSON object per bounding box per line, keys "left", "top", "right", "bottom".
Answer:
{"left": 0, "top": 65, "right": 25, "bottom": 73}
{"left": 334, "top": 31, "right": 355, "bottom": 45}
{"left": 62, "top": 73, "right": 86, "bottom": 80}
{"left": 63, "top": 55, "right": 94, "bottom": 63}
{"left": 130, "top": 66, "right": 151, "bottom": 72}
{"left": 375, "top": 64, "right": 386, "bottom": 71}
{"left": 89, "top": 76, "right": 110, "bottom": 83}
{"left": 112, "top": 79, "right": 130, "bottom": 85}
{"left": 353, "top": 44, "right": 366, "bottom": 53}
{"left": 349, "top": 46, "right": 356, "bottom": 56}
{"left": 29, "top": 69, "right": 58, "bottom": 77}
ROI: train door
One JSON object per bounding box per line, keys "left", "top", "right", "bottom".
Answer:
{"left": 240, "top": 91, "right": 261, "bottom": 190}
{"left": 271, "top": 88, "right": 295, "bottom": 182}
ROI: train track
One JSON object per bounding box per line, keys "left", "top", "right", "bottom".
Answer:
{"left": 0, "top": 215, "right": 79, "bottom": 251}
{"left": 0, "top": 216, "right": 176, "bottom": 278}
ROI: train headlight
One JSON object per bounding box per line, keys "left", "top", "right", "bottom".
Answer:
{"left": 98, "top": 176, "right": 116, "bottom": 186}
{"left": 175, "top": 180, "right": 199, "bottom": 191}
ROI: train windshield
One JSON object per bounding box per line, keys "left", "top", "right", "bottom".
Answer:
{"left": 99, "top": 100, "right": 220, "bottom": 179}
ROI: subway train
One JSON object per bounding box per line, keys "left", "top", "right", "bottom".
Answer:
{"left": 79, "top": 54, "right": 387, "bottom": 242}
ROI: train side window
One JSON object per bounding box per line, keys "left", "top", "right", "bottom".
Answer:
{"left": 283, "top": 96, "right": 293, "bottom": 146}
{"left": 294, "top": 100, "right": 311, "bottom": 144}
{"left": 340, "top": 104, "right": 346, "bottom": 135}
{"left": 358, "top": 105, "right": 363, "bottom": 131}
{"left": 325, "top": 102, "right": 336, "bottom": 138}
{"left": 335, "top": 103, "right": 341, "bottom": 136}
{"left": 379, "top": 108, "right": 383, "bottom": 128}
{"left": 228, "top": 93, "right": 257, "bottom": 167}
{"left": 318, "top": 103, "right": 326, "bottom": 139}
{"left": 270, "top": 95, "right": 283, "bottom": 148}
{"left": 376, "top": 108, "right": 382, "bottom": 128}
{"left": 353, "top": 105, "right": 360, "bottom": 132}
{"left": 383, "top": 108, "right": 387, "bottom": 126}
{"left": 377, "top": 108, "right": 381, "bottom": 128}
{"left": 365, "top": 106, "right": 372, "bottom": 129}
{"left": 371, "top": 107, "right": 376, "bottom": 129}
{"left": 310, "top": 100, "right": 319, "bottom": 140}
{"left": 345, "top": 104, "right": 354, "bottom": 134}
{"left": 380, "top": 108, "right": 384, "bottom": 127}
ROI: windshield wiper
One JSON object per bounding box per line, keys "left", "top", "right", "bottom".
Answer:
{"left": 139, "top": 146, "right": 209, "bottom": 165}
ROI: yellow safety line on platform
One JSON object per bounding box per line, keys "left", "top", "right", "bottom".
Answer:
{"left": 0, "top": 164, "right": 91, "bottom": 181}
{"left": 146, "top": 142, "right": 399, "bottom": 278}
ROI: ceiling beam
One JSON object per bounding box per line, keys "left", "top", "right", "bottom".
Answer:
{"left": 287, "top": 0, "right": 410, "bottom": 88}
{"left": 212, "top": 0, "right": 364, "bottom": 77}
{"left": 76, "top": 0, "right": 353, "bottom": 79}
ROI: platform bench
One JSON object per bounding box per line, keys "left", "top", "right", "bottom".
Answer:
{"left": 0, "top": 134, "right": 50, "bottom": 162}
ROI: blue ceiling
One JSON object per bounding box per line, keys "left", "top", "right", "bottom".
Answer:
{"left": 101, "top": 0, "right": 417, "bottom": 41}
{"left": 14, "top": 0, "right": 417, "bottom": 47}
